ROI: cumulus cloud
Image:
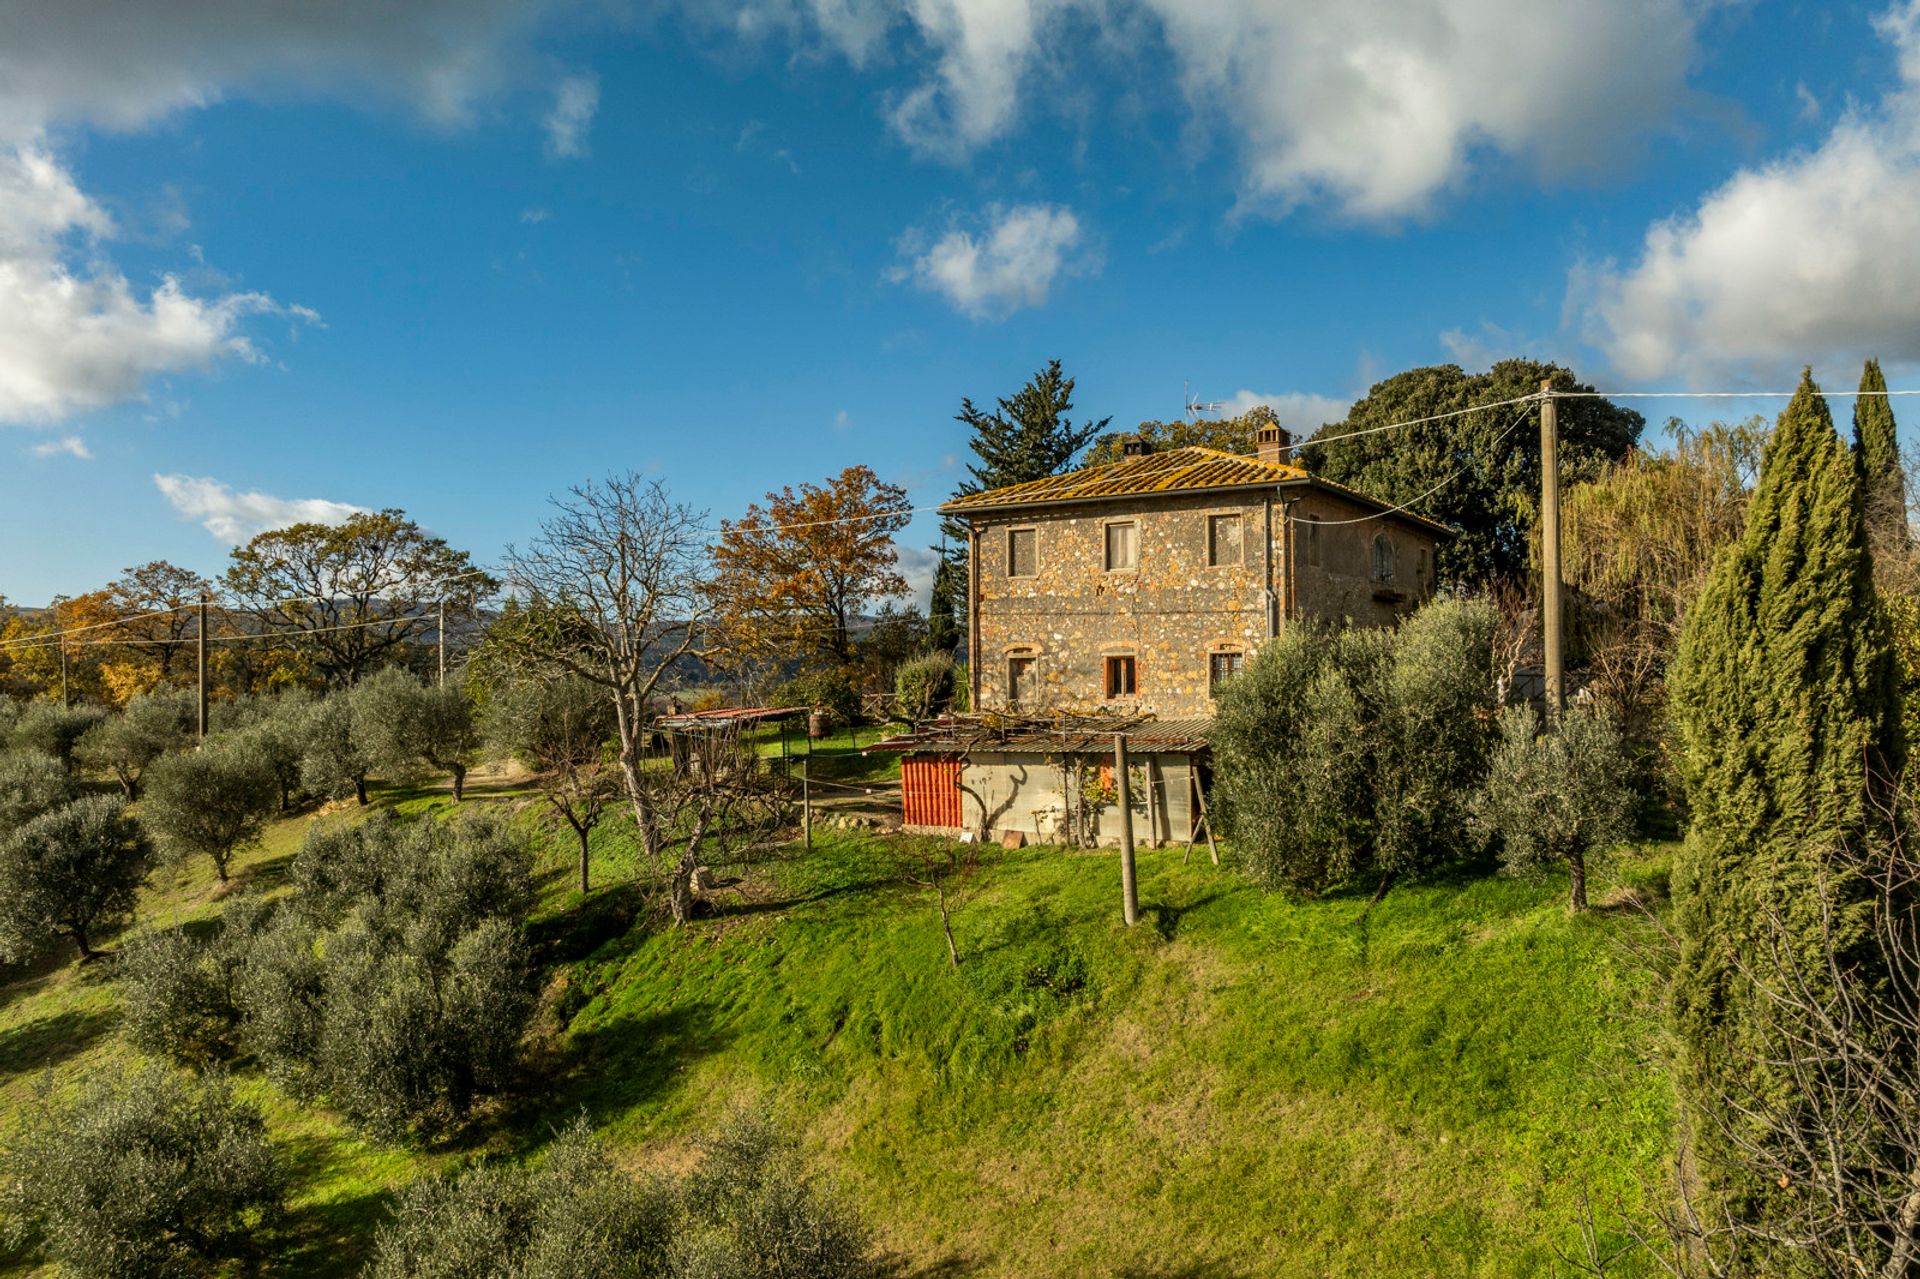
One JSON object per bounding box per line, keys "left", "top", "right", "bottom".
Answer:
{"left": 1577, "top": 2, "right": 1920, "bottom": 382}
{"left": 894, "top": 543, "right": 943, "bottom": 609}
{"left": 154, "top": 473, "right": 367, "bottom": 543}
{"left": 29, "top": 435, "right": 90, "bottom": 459}
{"left": 544, "top": 72, "right": 599, "bottom": 158}
{"left": 781, "top": 0, "right": 1698, "bottom": 219}
{"left": 1219, "top": 389, "right": 1351, "bottom": 433}
{"left": 892, "top": 202, "right": 1092, "bottom": 320}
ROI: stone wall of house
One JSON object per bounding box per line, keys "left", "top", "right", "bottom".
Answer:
{"left": 908, "top": 750, "right": 1196, "bottom": 847}
{"left": 968, "top": 484, "right": 1439, "bottom": 718}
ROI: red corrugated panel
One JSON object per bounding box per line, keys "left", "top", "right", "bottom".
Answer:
{"left": 902, "top": 757, "right": 963, "bottom": 828}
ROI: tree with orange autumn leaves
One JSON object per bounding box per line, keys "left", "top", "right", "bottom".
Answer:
{"left": 708, "top": 466, "right": 913, "bottom": 677}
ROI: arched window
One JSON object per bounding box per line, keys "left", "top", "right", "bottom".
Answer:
{"left": 1370, "top": 533, "right": 1396, "bottom": 583}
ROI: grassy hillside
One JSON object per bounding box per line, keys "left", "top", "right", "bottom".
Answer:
{"left": 0, "top": 779, "right": 1676, "bottom": 1277}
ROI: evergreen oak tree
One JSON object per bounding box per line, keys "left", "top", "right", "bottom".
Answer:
{"left": 1667, "top": 371, "right": 1903, "bottom": 1246}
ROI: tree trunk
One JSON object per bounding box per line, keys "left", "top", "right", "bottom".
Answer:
{"left": 668, "top": 808, "right": 709, "bottom": 927}
{"left": 120, "top": 774, "right": 138, "bottom": 801}
{"left": 450, "top": 762, "right": 466, "bottom": 802}
{"left": 1567, "top": 850, "right": 1589, "bottom": 912}
{"left": 354, "top": 775, "right": 369, "bottom": 806}
{"left": 617, "top": 749, "right": 663, "bottom": 860}
{"left": 71, "top": 927, "right": 91, "bottom": 962}
{"left": 576, "top": 824, "right": 592, "bottom": 894}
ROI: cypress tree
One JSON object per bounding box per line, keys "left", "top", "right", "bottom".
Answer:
{"left": 1853, "top": 357, "right": 1908, "bottom": 568}
{"left": 1667, "top": 371, "right": 1903, "bottom": 1244}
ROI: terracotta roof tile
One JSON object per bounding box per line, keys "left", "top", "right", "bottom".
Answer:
{"left": 942, "top": 447, "right": 1302, "bottom": 513}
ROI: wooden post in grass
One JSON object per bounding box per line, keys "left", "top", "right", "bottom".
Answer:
{"left": 801, "top": 760, "right": 812, "bottom": 852}
{"left": 1115, "top": 733, "right": 1139, "bottom": 926}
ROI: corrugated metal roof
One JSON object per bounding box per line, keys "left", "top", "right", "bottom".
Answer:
{"left": 939, "top": 445, "right": 1454, "bottom": 537}
{"left": 942, "top": 447, "right": 1303, "bottom": 512}
{"left": 867, "top": 713, "right": 1212, "bottom": 757}
{"left": 654, "top": 706, "right": 805, "bottom": 731}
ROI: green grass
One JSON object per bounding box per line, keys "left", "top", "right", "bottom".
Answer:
{"left": 0, "top": 778, "right": 1678, "bottom": 1278}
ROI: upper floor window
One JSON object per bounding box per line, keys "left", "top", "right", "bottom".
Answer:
{"left": 1208, "top": 514, "right": 1243, "bottom": 567}
{"left": 1007, "top": 527, "right": 1037, "bottom": 578}
{"left": 1305, "top": 515, "right": 1323, "bottom": 567}
{"left": 1371, "top": 533, "right": 1396, "bottom": 583}
{"left": 1104, "top": 654, "right": 1137, "bottom": 698}
{"left": 1105, "top": 521, "right": 1139, "bottom": 572}
{"left": 1416, "top": 546, "right": 1429, "bottom": 585}
{"left": 1209, "top": 650, "right": 1245, "bottom": 694}
{"left": 1008, "top": 654, "right": 1036, "bottom": 708}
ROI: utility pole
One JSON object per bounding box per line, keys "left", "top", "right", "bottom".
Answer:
{"left": 197, "top": 591, "right": 210, "bottom": 741}
{"left": 1115, "top": 733, "right": 1140, "bottom": 927}
{"left": 1539, "top": 379, "right": 1564, "bottom": 719}
{"left": 437, "top": 597, "right": 446, "bottom": 687}
{"left": 801, "top": 761, "right": 812, "bottom": 852}
{"left": 58, "top": 635, "right": 68, "bottom": 709}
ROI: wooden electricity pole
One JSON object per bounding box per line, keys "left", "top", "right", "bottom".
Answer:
{"left": 58, "top": 635, "right": 68, "bottom": 709}
{"left": 1115, "top": 734, "right": 1140, "bottom": 927}
{"left": 197, "top": 592, "right": 210, "bottom": 741}
{"left": 1539, "top": 380, "right": 1564, "bottom": 719}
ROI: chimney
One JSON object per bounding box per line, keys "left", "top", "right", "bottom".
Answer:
{"left": 1122, "top": 435, "right": 1153, "bottom": 458}
{"left": 1256, "top": 423, "right": 1292, "bottom": 464}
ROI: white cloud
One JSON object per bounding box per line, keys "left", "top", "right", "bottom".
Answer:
{"left": 783, "top": 0, "right": 1698, "bottom": 220}
{"left": 892, "top": 202, "right": 1092, "bottom": 320}
{"left": 154, "top": 473, "right": 367, "bottom": 543}
{"left": 1577, "top": 2, "right": 1920, "bottom": 382}
{"left": 520, "top": 206, "right": 549, "bottom": 224}
{"left": 29, "top": 435, "right": 90, "bottom": 459}
{"left": 894, "top": 543, "right": 943, "bottom": 609}
{"left": 544, "top": 72, "right": 599, "bottom": 158}
{"left": 833, "top": 408, "right": 851, "bottom": 430}
{"left": 1219, "top": 389, "right": 1351, "bottom": 433}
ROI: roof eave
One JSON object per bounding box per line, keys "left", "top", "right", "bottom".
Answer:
{"left": 940, "top": 480, "right": 1293, "bottom": 519}
{"left": 1273, "top": 476, "right": 1458, "bottom": 539}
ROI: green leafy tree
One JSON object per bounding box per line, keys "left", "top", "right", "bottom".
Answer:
{"left": 0, "top": 748, "right": 74, "bottom": 830}
{"left": 0, "top": 795, "right": 152, "bottom": 961}
{"left": 1854, "top": 357, "right": 1909, "bottom": 577}
{"left": 484, "top": 675, "right": 618, "bottom": 892}
{"left": 938, "top": 359, "right": 1111, "bottom": 613}
{"left": 223, "top": 509, "right": 493, "bottom": 688}
{"left": 1213, "top": 597, "right": 1496, "bottom": 897}
{"left": 0, "top": 1065, "right": 283, "bottom": 1279}
{"left": 1301, "top": 360, "right": 1642, "bottom": 586}
{"left": 212, "top": 689, "right": 317, "bottom": 811}
{"left": 141, "top": 741, "right": 278, "bottom": 882}
{"left": 75, "top": 689, "right": 194, "bottom": 799}
{"left": 350, "top": 667, "right": 482, "bottom": 800}
{"left": 11, "top": 701, "right": 109, "bottom": 774}
{"left": 117, "top": 897, "right": 272, "bottom": 1064}
{"left": 1083, "top": 404, "right": 1290, "bottom": 467}
{"left": 297, "top": 693, "right": 371, "bottom": 805}
{"left": 1667, "top": 371, "right": 1903, "bottom": 1248}
{"left": 1470, "top": 705, "right": 1634, "bottom": 911}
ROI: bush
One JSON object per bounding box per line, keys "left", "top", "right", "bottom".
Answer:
{"left": 781, "top": 669, "right": 860, "bottom": 730}
{"left": 893, "top": 651, "right": 956, "bottom": 722}
{"left": 1470, "top": 704, "right": 1635, "bottom": 911}
{"left": 140, "top": 741, "right": 278, "bottom": 881}
{"left": 1213, "top": 597, "right": 1497, "bottom": 896}
{"left": 0, "top": 747, "right": 74, "bottom": 830}
{"left": 0, "top": 1065, "right": 283, "bottom": 1278}
{"left": 74, "top": 690, "right": 194, "bottom": 799}
{"left": 11, "top": 701, "right": 109, "bottom": 773}
{"left": 117, "top": 897, "right": 272, "bottom": 1063}
{"left": 0, "top": 795, "right": 153, "bottom": 962}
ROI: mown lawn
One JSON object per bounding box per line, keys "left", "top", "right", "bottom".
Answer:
{"left": 0, "top": 776, "right": 1677, "bottom": 1277}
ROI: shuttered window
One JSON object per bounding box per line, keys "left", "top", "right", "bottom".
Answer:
{"left": 1007, "top": 527, "right": 1037, "bottom": 577}
{"left": 1105, "top": 522, "right": 1139, "bottom": 572}
{"left": 1104, "top": 655, "right": 1137, "bottom": 698}
{"left": 1208, "top": 514, "right": 1243, "bottom": 566}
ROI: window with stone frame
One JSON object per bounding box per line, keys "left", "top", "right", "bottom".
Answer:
{"left": 1104, "top": 521, "right": 1139, "bottom": 572}
{"left": 1104, "top": 654, "right": 1137, "bottom": 699}
{"left": 1208, "top": 650, "right": 1245, "bottom": 694}
{"left": 1370, "top": 532, "right": 1396, "bottom": 583}
{"left": 1207, "top": 513, "right": 1243, "bottom": 567}
{"left": 1007, "top": 527, "right": 1037, "bottom": 578}
{"left": 1007, "top": 654, "right": 1036, "bottom": 708}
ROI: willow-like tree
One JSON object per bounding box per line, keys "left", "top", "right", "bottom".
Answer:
{"left": 1667, "top": 370, "right": 1903, "bottom": 1250}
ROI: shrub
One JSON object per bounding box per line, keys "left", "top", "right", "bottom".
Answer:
{"left": 233, "top": 911, "right": 327, "bottom": 1094}
{"left": 368, "top": 1120, "right": 673, "bottom": 1279}
{"left": 1470, "top": 705, "right": 1635, "bottom": 911}
{"left": 140, "top": 742, "right": 278, "bottom": 882}
{"left": 11, "top": 701, "right": 109, "bottom": 773}
{"left": 0, "top": 747, "right": 74, "bottom": 830}
{"left": 1213, "top": 597, "right": 1497, "bottom": 896}
{"left": 117, "top": 897, "right": 272, "bottom": 1063}
{"left": 0, "top": 795, "right": 152, "bottom": 962}
{"left": 893, "top": 651, "right": 956, "bottom": 722}
{"left": 781, "top": 669, "right": 860, "bottom": 730}
{"left": 74, "top": 690, "right": 194, "bottom": 799}
{"left": 0, "top": 1065, "right": 283, "bottom": 1278}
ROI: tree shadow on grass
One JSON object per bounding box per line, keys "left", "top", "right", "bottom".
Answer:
{"left": 270, "top": 1133, "right": 399, "bottom": 1279}
{"left": 878, "top": 1251, "right": 995, "bottom": 1277}
{"left": 526, "top": 882, "right": 649, "bottom": 966}
{"left": 1113, "top": 1263, "right": 1247, "bottom": 1279}
{"left": 0, "top": 1006, "right": 118, "bottom": 1079}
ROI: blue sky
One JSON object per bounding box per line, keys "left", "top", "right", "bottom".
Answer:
{"left": 3, "top": 0, "right": 1917, "bottom": 605}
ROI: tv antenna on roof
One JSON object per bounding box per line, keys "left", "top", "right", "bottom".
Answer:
{"left": 1184, "top": 381, "right": 1224, "bottom": 423}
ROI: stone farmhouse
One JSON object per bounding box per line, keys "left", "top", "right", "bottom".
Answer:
{"left": 871, "top": 424, "right": 1452, "bottom": 847}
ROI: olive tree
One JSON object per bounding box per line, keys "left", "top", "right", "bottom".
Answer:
{"left": 0, "top": 795, "right": 152, "bottom": 961}
{"left": 350, "top": 667, "right": 482, "bottom": 800}
{"left": 0, "top": 1065, "right": 283, "bottom": 1279}
{"left": 0, "top": 748, "right": 74, "bottom": 830}
{"left": 11, "top": 701, "right": 109, "bottom": 774}
{"left": 484, "top": 674, "right": 618, "bottom": 892}
{"left": 211, "top": 689, "right": 315, "bottom": 811}
{"left": 297, "top": 693, "right": 370, "bottom": 805}
{"left": 75, "top": 689, "right": 194, "bottom": 799}
{"left": 1470, "top": 705, "right": 1635, "bottom": 911}
{"left": 141, "top": 742, "right": 278, "bottom": 882}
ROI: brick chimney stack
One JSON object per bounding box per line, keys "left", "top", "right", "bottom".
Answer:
{"left": 1256, "top": 423, "right": 1292, "bottom": 464}
{"left": 1122, "top": 434, "right": 1153, "bottom": 457}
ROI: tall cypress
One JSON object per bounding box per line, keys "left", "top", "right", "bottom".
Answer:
{"left": 1853, "top": 357, "right": 1908, "bottom": 566}
{"left": 1667, "top": 371, "right": 1903, "bottom": 1242}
